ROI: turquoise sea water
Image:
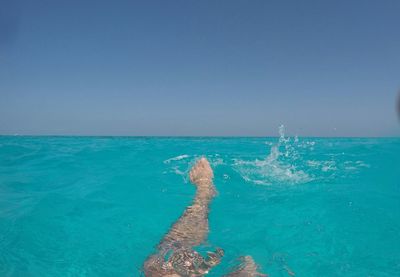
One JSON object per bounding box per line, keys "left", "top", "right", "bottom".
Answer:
{"left": 0, "top": 133, "right": 399, "bottom": 276}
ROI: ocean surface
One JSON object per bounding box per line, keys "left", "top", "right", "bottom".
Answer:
{"left": 1, "top": 132, "right": 399, "bottom": 276}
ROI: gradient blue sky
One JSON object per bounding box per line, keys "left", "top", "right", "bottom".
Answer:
{"left": 1, "top": 0, "right": 399, "bottom": 136}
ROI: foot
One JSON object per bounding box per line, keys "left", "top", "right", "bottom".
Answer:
{"left": 189, "top": 157, "right": 214, "bottom": 186}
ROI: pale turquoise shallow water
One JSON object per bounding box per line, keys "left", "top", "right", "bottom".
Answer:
{"left": 0, "top": 135, "right": 399, "bottom": 276}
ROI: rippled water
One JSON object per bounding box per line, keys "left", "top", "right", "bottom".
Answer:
{"left": 0, "top": 134, "right": 399, "bottom": 276}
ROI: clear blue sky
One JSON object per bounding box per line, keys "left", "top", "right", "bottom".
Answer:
{"left": 1, "top": 0, "right": 399, "bottom": 136}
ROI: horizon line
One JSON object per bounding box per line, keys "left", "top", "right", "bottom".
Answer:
{"left": 0, "top": 134, "right": 399, "bottom": 139}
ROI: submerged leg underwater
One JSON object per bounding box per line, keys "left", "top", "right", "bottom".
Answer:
{"left": 143, "top": 157, "right": 266, "bottom": 276}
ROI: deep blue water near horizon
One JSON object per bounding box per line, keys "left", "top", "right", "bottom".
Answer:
{"left": 0, "top": 134, "right": 399, "bottom": 276}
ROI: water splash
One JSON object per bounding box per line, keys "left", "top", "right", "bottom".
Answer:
{"left": 233, "top": 126, "right": 371, "bottom": 185}
{"left": 233, "top": 125, "right": 312, "bottom": 185}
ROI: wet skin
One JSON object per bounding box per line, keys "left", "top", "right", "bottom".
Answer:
{"left": 143, "top": 158, "right": 266, "bottom": 277}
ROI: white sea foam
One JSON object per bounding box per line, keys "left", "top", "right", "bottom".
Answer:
{"left": 210, "top": 157, "right": 225, "bottom": 166}
{"left": 321, "top": 161, "right": 337, "bottom": 172}
{"left": 163, "top": 154, "right": 190, "bottom": 164}
{"left": 343, "top": 160, "right": 370, "bottom": 171}
{"left": 171, "top": 166, "right": 185, "bottom": 176}
{"left": 307, "top": 160, "right": 337, "bottom": 172}
{"left": 233, "top": 158, "right": 311, "bottom": 185}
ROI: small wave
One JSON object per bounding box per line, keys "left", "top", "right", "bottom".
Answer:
{"left": 343, "top": 160, "right": 370, "bottom": 171}
{"left": 171, "top": 166, "right": 185, "bottom": 176}
{"left": 163, "top": 155, "right": 190, "bottom": 164}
